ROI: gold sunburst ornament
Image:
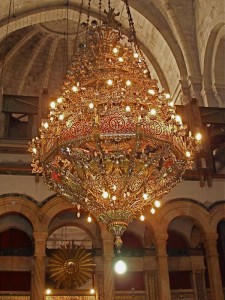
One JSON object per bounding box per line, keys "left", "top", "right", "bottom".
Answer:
{"left": 48, "top": 244, "right": 95, "bottom": 289}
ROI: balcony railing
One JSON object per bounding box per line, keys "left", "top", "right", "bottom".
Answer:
{"left": 0, "top": 248, "right": 34, "bottom": 256}
{"left": 167, "top": 248, "right": 203, "bottom": 257}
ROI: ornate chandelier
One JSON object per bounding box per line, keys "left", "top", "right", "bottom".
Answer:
{"left": 30, "top": 0, "right": 200, "bottom": 249}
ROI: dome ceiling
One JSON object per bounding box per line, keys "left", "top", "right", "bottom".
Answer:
{"left": 0, "top": 0, "right": 181, "bottom": 102}
{"left": 0, "top": 0, "right": 223, "bottom": 106}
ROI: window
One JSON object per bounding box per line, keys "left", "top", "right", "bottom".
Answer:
{"left": 2, "top": 95, "right": 38, "bottom": 139}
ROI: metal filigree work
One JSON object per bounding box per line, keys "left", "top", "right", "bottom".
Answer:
{"left": 48, "top": 244, "right": 95, "bottom": 289}
{"left": 29, "top": 2, "right": 200, "bottom": 247}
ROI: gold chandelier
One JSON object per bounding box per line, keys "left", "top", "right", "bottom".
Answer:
{"left": 29, "top": 0, "right": 200, "bottom": 249}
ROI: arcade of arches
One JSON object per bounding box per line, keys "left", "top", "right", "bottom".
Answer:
{"left": 0, "top": 0, "right": 224, "bottom": 300}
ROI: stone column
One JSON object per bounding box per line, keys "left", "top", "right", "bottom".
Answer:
{"left": 204, "top": 233, "right": 223, "bottom": 300}
{"left": 145, "top": 270, "right": 158, "bottom": 300}
{"left": 192, "top": 270, "right": 207, "bottom": 300}
{"left": 31, "top": 231, "right": 48, "bottom": 300}
{"left": 95, "top": 271, "right": 104, "bottom": 300}
{"left": 155, "top": 234, "right": 171, "bottom": 300}
{"left": 201, "top": 88, "right": 217, "bottom": 107}
{"left": 0, "top": 86, "right": 5, "bottom": 137}
{"left": 214, "top": 84, "right": 225, "bottom": 107}
{"left": 185, "top": 98, "right": 214, "bottom": 187}
{"left": 103, "top": 238, "right": 115, "bottom": 300}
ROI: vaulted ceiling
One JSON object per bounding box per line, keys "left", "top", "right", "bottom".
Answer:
{"left": 0, "top": 0, "right": 224, "bottom": 106}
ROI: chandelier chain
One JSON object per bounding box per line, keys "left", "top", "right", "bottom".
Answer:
{"left": 108, "top": 0, "right": 111, "bottom": 10}
{"left": 74, "top": 0, "right": 84, "bottom": 52}
{"left": 86, "top": 0, "right": 92, "bottom": 25}
{"left": 98, "top": 0, "right": 102, "bottom": 24}
{"left": 124, "top": 0, "right": 150, "bottom": 76}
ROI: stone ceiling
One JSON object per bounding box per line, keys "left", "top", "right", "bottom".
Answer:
{"left": 0, "top": 0, "right": 224, "bottom": 106}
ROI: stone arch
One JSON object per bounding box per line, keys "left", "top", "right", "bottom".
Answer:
{"left": 0, "top": 195, "right": 40, "bottom": 231}
{"left": 122, "top": 230, "right": 144, "bottom": 249}
{"left": 167, "top": 229, "right": 190, "bottom": 249}
{"left": 41, "top": 196, "right": 102, "bottom": 247}
{"left": 202, "top": 22, "right": 225, "bottom": 106}
{"left": 156, "top": 199, "right": 211, "bottom": 234}
{"left": 40, "top": 196, "right": 75, "bottom": 227}
{"left": 48, "top": 221, "right": 96, "bottom": 243}
{"left": 0, "top": 214, "right": 33, "bottom": 238}
{"left": 210, "top": 203, "right": 225, "bottom": 231}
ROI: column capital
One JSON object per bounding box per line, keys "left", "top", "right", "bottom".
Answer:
{"left": 204, "top": 232, "right": 218, "bottom": 241}
{"left": 33, "top": 231, "right": 48, "bottom": 242}
{"left": 33, "top": 231, "right": 48, "bottom": 257}
{"left": 155, "top": 233, "right": 168, "bottom": 244}
{"left": 155, "top": 233, "right": 168, "bottom": 258}
{"left": 103, "top": 238, "right": 115, "bottom": 257}
{"left": 203, "top": 233, "right": 219, "bottom": 257}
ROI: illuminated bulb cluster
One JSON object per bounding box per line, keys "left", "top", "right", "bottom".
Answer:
{"left": 140, "top": 199, "right": 161, "bottom": 219}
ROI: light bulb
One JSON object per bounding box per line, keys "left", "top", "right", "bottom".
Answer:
{"left": 125, "top": 105, "right": 131, "bottom": 112}
{"left": 143, "top": 193, "right": 148, "bottom": 200}
{"left": 59, "top": 114, "right": 64, "bottom": 121}
{"left": 89, "top": 102, "right": 94, "bottom": 109}
{"left": 154, "top": 200, "right": 161, "bottom": 208}
{"left": 32, "top": 147, "right": 37, "bottom": 154}
{"left": 114, "top": 259, "right": 127, "bottom": 274}
{"left": 148, "top": 89, "right": 155, "bottom": 95}
{"left": 57, "top": 97, "right": 63, "bottom": 103}
{"left": 118, "top": 57, "right": 124, "bottom": 62}
{"left": 72, "top": 86, "right": 79, "bottom": 92}
{"left": 140, "top": 215, "right": 145, "bottom": 221}
{"left": 87, "top": 215, "right": 92, "bottom": 223}
{"left": 165, "top": 93, "right": 171, "bottom": 99}
{"left": 50, "top": 101, "right": 56, "bottom": 109}
{"left": 150, "top": 108, "right": 157, "bottom": 116}
{"left": 175, "top": 115, "right": 182, "bottom": 124}
{"left": 150, "top": 207, "right": 156, "bottom": 214}
{"left": 43, "top": 122, "right": 49, "bottom": 129}
{"left": 186, "top": 151, "right": 191, "bottom": 158}
{"left": 90, "top": 288, "right": 95, "bottom": 294}
{"left": 46, "top": 289, "right": 52, "bottom": 295}
{"left": 195, "top": 132, "right": 202, "bottom": 141}
{"left": 102, "top": 191, "right": 109, "bottom": 199}
{"left": 168, "top": 101, "right": 174, "bottom": 107}
{"left": 133, "top": 53, "right": 139, "bottom": 58}
{"left": 107, "top": 79, "right": 113, "bottom": 86}
{"left": 126, "top": 80, "right": 131, "bottom": 86}
{"left": 113, "top": 47, "right": 118, "bottom": 54}
{"left": 112, "top": 195, "right": 117, "bottom": 201}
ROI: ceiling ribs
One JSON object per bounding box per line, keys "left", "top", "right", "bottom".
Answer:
{"left": 42, "top": 37, "right": 60, "bottom": 90}
{"left": 17, "top": 34, "right": 49, "bottom": 94}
